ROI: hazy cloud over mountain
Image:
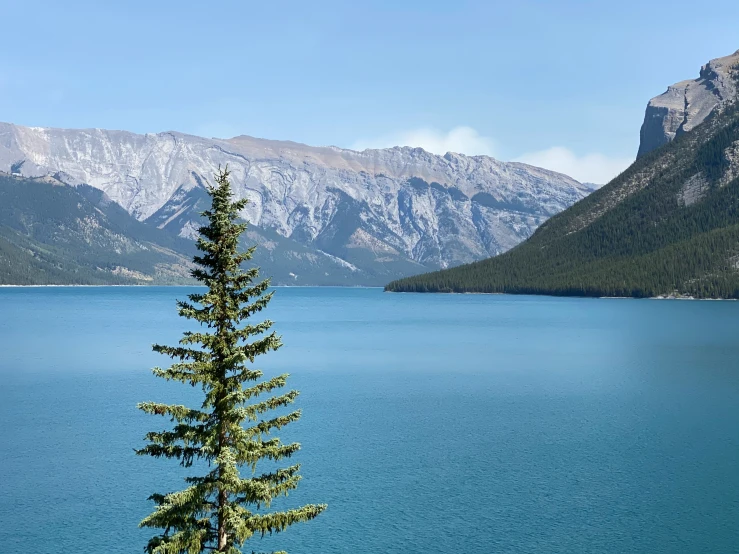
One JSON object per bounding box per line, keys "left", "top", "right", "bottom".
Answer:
{"left": 352, "top": 126, "right": 497, "bottom": 157}
{"left": 515, "top": 147, "right": 633, "bottom": 186}
{"left": 352, "top": 126, "right": 632, "bottom": 186}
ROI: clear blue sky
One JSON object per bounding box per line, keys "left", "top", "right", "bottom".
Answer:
{"left": 2, "top": 0, "right": 739, "bottom": 183}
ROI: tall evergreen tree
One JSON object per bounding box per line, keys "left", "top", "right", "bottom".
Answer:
{"left": 137, "top": 167, "right": 325, "bottom": 553}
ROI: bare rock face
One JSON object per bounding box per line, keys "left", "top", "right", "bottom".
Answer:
{"left": 638, "top": 50, "right": 739, "bottom": 158}
{"left": 0, "top": 123, "right": 591, "bottom": 281}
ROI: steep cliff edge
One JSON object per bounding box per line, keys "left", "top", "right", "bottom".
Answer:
{"left": 638, "top": 49, "right": 739, "bottom": 158}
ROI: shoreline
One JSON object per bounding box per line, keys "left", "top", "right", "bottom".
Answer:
{"left": 2, "top": 285, "right": 736, "bottom": 300}
{"left": 384, "top": 290, "right": 738, "bottom": 301}
{"left": 0, "top": 284, "right": 384, "bottom": 289}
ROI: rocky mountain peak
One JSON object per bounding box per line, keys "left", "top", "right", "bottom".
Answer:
{"left": 637, "top": 49, "right": 739, "bottom": 158}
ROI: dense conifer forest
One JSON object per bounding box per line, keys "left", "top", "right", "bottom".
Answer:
{"left": 386, "top": 101, "right": 739, "bottom": 298}
{"left": 0, "top": 174, "right": 196, "bottom": 285}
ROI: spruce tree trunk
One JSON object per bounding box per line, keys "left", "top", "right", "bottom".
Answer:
{"left": 217, "top": 304, "right": 227, "bottom": 552}
{"left": 218, "top": 413, "right": 227, "bottom": 550}
{"left": 217, "top": 333, "right": 227, "bottom": 552}
{"left": 218, "top": 484, "right": 227, "bottom": 550}
{"left": 218, "top": 423, "right": 227, "bottom": 550}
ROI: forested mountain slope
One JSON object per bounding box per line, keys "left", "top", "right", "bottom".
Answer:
{"left": 0, "top": 174, "right": 196, "bottom": 285}
{"left": 386, "top": 81, "right": 739, "bottom": 298}
{"left": 0, "top": 173, "right": 400, "bottom": 286}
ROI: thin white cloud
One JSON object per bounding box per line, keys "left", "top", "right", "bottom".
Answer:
{"left": 351, "top": 126, "right": 497, "bottom": 157}
{"left": 352, "top": 126, "right": 632, "bottom": 185}
{"left": 515, "top": 146, "right": 633, "bottom": 186}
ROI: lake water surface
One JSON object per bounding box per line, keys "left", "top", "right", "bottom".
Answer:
{"left": 1, "top": 287, "right": 738, "bottom": 553}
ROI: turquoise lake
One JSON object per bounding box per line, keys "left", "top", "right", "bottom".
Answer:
{"left": 0, "top": 287, "right": 738, "bottom": 553}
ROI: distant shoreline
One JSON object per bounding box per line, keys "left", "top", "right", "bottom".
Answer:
{"left": 1, "top": 285, "right": 735, "bottom": 299}
{"left": 0, "top": 284, "right": 182, "bottom": 288}
{"left": 384, "top": 290, "right": 738, "bottom": 301}
{"left": 0, "top": 284, "right": 384, "bottom": 289}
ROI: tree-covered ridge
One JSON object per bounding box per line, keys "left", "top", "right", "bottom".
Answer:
{"left": 0, "top": 172, "right": 387, "bottom": 286}
{"left": 0, "top": 173, "right": 196, "bottom": 285}
{"left": 137, "top": 168, "right": 325, "bottom": 554}
{"left": 0, "top": 172, "right": 425, "bottom": 286}
{"left": 386, "top": 99, "right": 739, "bottom": 298}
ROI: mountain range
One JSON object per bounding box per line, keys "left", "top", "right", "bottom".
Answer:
{"left": 387, "top": 49, "right": 739, "bottom": 298}
{"left": 0, "top": 125, "right": 591, "bottom": 285}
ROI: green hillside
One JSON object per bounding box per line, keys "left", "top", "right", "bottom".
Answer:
{"left": 0, "top": 174, "right": 196, "bottom": 285}
{"left": 0, "top": 174, "right": 418, "bottom": 286}
{"left": 386, "top": 100, "right": 739, "bottom": 298}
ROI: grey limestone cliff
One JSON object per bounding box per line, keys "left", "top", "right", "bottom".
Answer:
{"left": 638, "top": 49, "right": 739, "bottom": 158}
